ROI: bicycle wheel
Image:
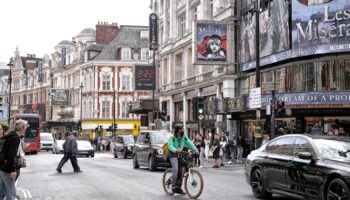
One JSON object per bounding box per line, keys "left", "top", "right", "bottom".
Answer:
{"left": 162, "top": 168, "right": 175, "bottom": 196}
{"left": 184, "top": 168, "right": 204, "bottom": 199}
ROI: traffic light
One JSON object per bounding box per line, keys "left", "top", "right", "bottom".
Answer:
{"left": 192, "top": 97, "right": 205, "bottom": 121}
{"left": 192, "top": 97, "right": 198, "bottom": 120}
{"left": 114, "top": 124, "right": 118, "bottom": 130}
{"left": 0, "top": 96, "right": 2, "bottom": 113}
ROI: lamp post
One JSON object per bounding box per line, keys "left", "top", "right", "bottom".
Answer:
{"left": 7, "top": 58, "right": 13, "bottom": 125}
{"left": 80, "top": 83, "right": 84, "bottom": 132}
{"left": 255, "top": 0, "right": 262, "bottom": 149}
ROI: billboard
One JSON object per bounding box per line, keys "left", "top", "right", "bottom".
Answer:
{"left": 241, "top": 0, "right": 350, "bottom": 71}
{"left": 292, "top": 0, "right": 350, "bottom": 53}
{"left": 134, "top": 65, "right": 155, "bottom": 90}
{"left": 50, "top": 89, "right": 69, "bottom": 106}
{"left": 240, "top": 0, "right": 290, "bottom": 63}
{"left": 0, "top": 104, "right": 9, "bottom": 123}
{"left": 195, "top": 21, "right": 228, "bottom": 64}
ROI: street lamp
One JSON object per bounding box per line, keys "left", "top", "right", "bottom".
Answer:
{"left": 7, "top": 58, "right": 13, "bottom": 125}
{"left": 80, "top": 83, "right": 84, "bottom": 132}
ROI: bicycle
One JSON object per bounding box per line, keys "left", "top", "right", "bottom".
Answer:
{"left": 162, "top": 151, "right": 204, "bottom": 199}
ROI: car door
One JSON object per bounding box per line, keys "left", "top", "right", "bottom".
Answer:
{"left": 287, "top": 137, "right": 321, "bottom": 198}
{"left": 138, "top": 132, "right": 150, "bottom": 165}
{"left": 264, "top": 136, "right": 295, "bottom": 191}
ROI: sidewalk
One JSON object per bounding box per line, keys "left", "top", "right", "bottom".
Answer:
{"left": 194, "top": 158, "right": 246, "bottom": 172}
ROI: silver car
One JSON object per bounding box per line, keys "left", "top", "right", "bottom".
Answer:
{"left": 77, "top": 140, "right": 94, "bottom": 157}
{"left": 52, "top": 139, "right": 65, "bottom": 154}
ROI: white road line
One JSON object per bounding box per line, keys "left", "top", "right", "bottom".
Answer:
{"left": 16, "top": 188, "right": 27, "bottom": 198}
{"left": 25, "top": 189, "right": 32, "bottom": 198}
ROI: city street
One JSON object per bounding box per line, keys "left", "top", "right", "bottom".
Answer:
{"left": 16, "top": 151, "right": 294, "bottom": 200}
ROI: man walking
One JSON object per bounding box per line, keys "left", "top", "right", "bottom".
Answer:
{"left": 56, "top": 131, "right": 81, "bottom": 173}
{"left": 0, "top": 119, "right": 27, "bottom": 200}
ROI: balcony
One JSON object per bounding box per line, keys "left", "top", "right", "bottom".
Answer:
{"left": 174, "top": 80, "right": 183, "bottom": 89}
{"left": 177, "top": 0, "right": 186, "bottom": 9}
{"left": 202, "top": 71, "right": 214, "bottom": 80}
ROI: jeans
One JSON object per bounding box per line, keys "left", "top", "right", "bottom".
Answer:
{"left": 170, "top": 157, "right": 183, "bottom": 189}
{"left": 0, "top": 170, "right": 16, "bottom": 200}
{"left": 57, "top": 152, "right": 80, "bottom": 171}
{"left": 237, "top": 147, "right": 243, "bottom": 162}
{"left": 199, "top": 147, "right": 205, "bottom": 166}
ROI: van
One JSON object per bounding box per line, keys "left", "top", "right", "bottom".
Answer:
{"left": 40, "top": 132, "right": 54, "bottom": 152}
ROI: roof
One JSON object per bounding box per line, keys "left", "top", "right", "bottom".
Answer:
{"left": 93, "top": 26, "right": 149, "bottom": 60}
{"left": 79, "top": 28, "right": 96, "bottom": 35}
{"left": 57, "top": 40, "right": 74, "bottom": 47}
{"left": 86, "top": 44, "right": 105, "bottom": 51}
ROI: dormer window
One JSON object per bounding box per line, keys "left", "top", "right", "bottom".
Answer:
{"left": 122, "top": 48, "right": 131, "bottom": 60}
{"left": 140, "top": 31, "right": 149, "bottom": 38}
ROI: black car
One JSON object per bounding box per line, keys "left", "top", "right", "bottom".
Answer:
{"left": 245, "top": 134, "right": 350, "bottom": 200}
{"left": 113, "top": 135, "right": 135, "bottom": 159}
{"left": 133, "top": 130, "right": 172, "bottom": 171}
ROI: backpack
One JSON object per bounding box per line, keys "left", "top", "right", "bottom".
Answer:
{"left": 162, "top": 137, "right": 175, "bottom": 162}
{"left": 0, "top": 138, "right": 6, "bottom": 164}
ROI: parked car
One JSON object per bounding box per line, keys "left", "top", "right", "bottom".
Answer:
{"left": 52, "top": 139, "right": 65, "bottom": 154}
{"left": 113, "top": 135, "right": 135, "bottom": 159}
{"left": 77, "top": 140, "right": 94, "bottom": 157}
{"left": 40, "top": 132, "right": 54, "bottom": 152}
{"left": 245, "top": 134, "right": 350, "bottom": 200}
{"left": 133, "top": 130, "right": 172, "bottom": 171}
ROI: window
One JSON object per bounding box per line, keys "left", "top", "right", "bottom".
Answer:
{"left": 141, "top": 49, "right": 149, "bottom": 61}
{"left": 121, "top": 75, "right": 130, "bottom": 91}
{"left": 293, "top": 138, "right": 313, "bottom": 156}
{"left": 191, "top": 6, "right": 198, "bottom": 22}
{"left": 122, "top": 48, "right": 131, "bottom": 60}
{"left": 102, "top": 74, "right": 111, "bottom": 91}
{"left": 178, "top": 15, "right": 186, "bottom": 37}
{"left": 121, "top": 101, "right": 129, "bottom": 118}
{"left": 266, "top": 137, "right": 295, "bottom": 155}
{"left": 102, "top": 101, "right": 110, "bottom": 118}
{"left": 140, "top": 31, "right": 149, "bottom": 38}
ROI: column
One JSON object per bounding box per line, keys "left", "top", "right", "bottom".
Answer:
{"left": 185, "top": 0, "right": 191, "bottom": 33}
{"left": 169, "top": 97, "right": 174, "bottom": 131}
{"left": 182, "top": 92, "right": 188, "bottom": 136}
{"left": 169, "top": 0, "right": 177, "bottom": 39}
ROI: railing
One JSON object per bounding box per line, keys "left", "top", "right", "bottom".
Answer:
{"left": 174, "top": 80, "right": 183, "bottom": 89}
{"left": 177, "top": 0, "right": 186, "bottom": 9}
{"left": 202, "top": 71, "right": 214, "bottom": 80}
{"left": 187, "top": 77, "right": 197, "bottom": 85}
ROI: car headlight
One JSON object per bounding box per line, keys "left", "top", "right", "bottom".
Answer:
{"left": 157, "top": 149, "right": 163, "bottom": 155}
{"left": 127, "top": 146, "right": 131, "bottom": 150}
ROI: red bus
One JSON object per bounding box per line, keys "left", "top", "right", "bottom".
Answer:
{"left": 13, "top": 113, "right": 41, "bottom": 154}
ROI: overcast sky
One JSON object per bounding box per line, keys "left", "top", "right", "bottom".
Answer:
{"left": 0, "top": 0, "right": 151, "bottom": 63}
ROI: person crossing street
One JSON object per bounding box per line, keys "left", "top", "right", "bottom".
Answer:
{"left": 56, "top": 131, "right": 81, "bottom": 173}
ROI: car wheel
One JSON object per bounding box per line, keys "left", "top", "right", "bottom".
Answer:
{"left": 148, "top": 156, "right": 157, "bottom": 171}
{"left": 251, "top": 168, "right": 272, "bottom": 199}
{"left": 114, "top": 151, "right": 118, "bottom": 158}
{"left": 86, "top": 155, "right": 89, "bottom": 157}
{"left": 91, "top": 154, "right": 94, "bottom": 158}
{"left": 133, "top": 154, "right": 140, "bottom": 169}
{"left": 326, "top": 178, "right": 350, "bottom": 200}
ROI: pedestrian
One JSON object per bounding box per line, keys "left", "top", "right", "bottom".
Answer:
{"left": 198, "top": 134, "right": 205, "bottom": 168}
{"left": 56, "top": 131, "right": 81, "bottom": 173}
{"left": 236, "top": 137, "right": 243, "bottom": 163}
{"left": 0, "top": 119, "right": 27, "bottom": 200}
{"left": 204, "top": 136, "right": 210, "bottom": 167}
{"left": 192, "top": 134, "right": 202, "bottom": 167}
{"left": 15, "top": 136, "right": 26, "bottom": 181}
{"left": 210, "top": 134, "right": 221, "bottom": 168}
{"left": 219, "top": 133, "right": 227, "bottom": 167}
{"left": 0, "top": 124, "right": 10, "bottom": 138}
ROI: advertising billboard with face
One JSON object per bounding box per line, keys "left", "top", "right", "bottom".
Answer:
{"left": 195, "top": 21, "right": 228, "bottom": 64}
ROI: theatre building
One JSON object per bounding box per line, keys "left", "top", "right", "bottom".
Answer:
{"left": 235, "top": 0, "right": 350, "bottom": 153}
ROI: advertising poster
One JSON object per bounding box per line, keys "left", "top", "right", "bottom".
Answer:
{"left": 260, "top": 0, "right": 290, "bottom": 58}
{"left": 240, "top": 12, "right": 256, "bottom": 63}
{"left": 51, "top": 89, "right": 69, "bottom": 106}
{"left": 292, "top": 0, "right": 350, "bottom": 54}
{"left": 134, "top": 65, "right": 155, "bottom": 90}
{"left": 195, "top": 22, "right": 228, "bottom": 63}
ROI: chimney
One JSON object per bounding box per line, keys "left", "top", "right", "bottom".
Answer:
{"left": 96, "top": 22, "right": 120, "bottom": 45}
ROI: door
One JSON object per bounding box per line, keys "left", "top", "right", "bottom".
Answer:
{"left": 264, "top": 137, "right": 295, "bottom": 190}
{"left": 287, "top": 137, "right": 321, "bottom": 198}
{"left": 138, "top": 132, "right": 150, "bottom": 165}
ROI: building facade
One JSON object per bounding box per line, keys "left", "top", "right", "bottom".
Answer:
{"left": 151, "top": 0, "right": 239, "bottom": 140}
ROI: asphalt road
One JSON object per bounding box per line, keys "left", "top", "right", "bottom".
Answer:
{"left": 16, "top": 151, "right": 295, "bottom": 200}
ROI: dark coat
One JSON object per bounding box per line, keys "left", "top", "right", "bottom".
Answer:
{"left": 1, "top": 131, "right": 20, "bottom": 173}
{"left": 64, "top": 135, "right": 78, "bottom": 154}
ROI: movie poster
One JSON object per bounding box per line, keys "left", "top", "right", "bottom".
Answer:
{"left": 196, "top": 22, "right": 228, "bottom": 63}
{"left": 292, "top": 0, "right": 350, "bottom": 54}
{"left": 260, "top": 0, "right": 290, "bottom": 58}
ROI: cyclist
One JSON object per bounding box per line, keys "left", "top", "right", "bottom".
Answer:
{"left": 168, "top": 125, "right": 198, "bottom": 194}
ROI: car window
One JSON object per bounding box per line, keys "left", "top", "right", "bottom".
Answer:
{"left": 151, "top": 132, "right": 172, "bottom": 144}
{"left": 315, "top": 139, "right": 350, "bottom": 159}
{"left": 117, "top": 137, "right": 123, "bottom": 143}
{"left": 123, "top": 136, "right": 135, "bottom": 144}
{"left": 293, "top": 137, "right": 313, "bottom": 156}
{"left": 138, "top": 132, "right": 149, "bottom": 144}
{"left": 266, "top": 137, "right": 295, "bottom": 155}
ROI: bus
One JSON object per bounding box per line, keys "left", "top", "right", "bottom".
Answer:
{"left": 13, "top": 113, "right": 41, "bottom": 154}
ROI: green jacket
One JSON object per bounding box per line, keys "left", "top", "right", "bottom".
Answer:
{"left": 168, "top": 135, "right": 197, "bottom": 153}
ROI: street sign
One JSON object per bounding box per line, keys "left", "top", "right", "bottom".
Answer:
{"left": 249, "top": 87, "right": 261, "bottom": 109}
{"left": 50, "top": 89, "right": 69, "bottom": 106}
{"left": 149, "top": 13, "right": 158, "bottom": 50}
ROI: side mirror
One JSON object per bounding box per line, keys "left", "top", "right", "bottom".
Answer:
{"left": 298, "top": 152, "right": 312, "bottom": 160}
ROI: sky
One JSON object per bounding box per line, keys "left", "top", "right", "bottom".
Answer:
{"left": 0, "top": 0, "right": 151, "bottom": 63}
